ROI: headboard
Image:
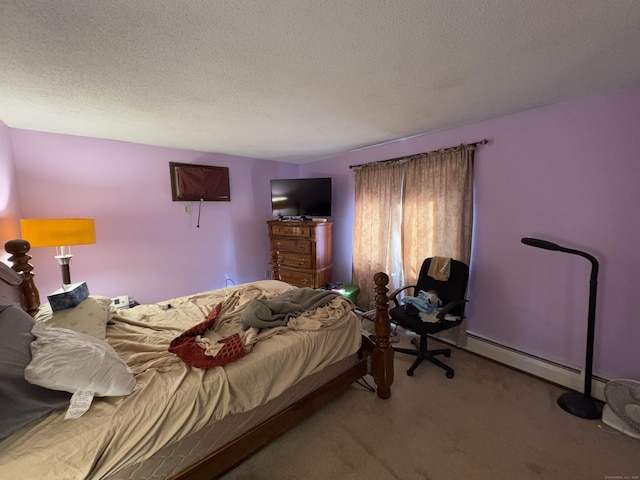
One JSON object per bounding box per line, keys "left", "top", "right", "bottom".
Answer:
{"left": 1, "top": 240, "right": 40, "bottom": 316}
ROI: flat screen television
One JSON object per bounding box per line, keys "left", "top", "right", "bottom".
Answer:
{"left": 270, "top": 177, "right": 332, "bottom": 219}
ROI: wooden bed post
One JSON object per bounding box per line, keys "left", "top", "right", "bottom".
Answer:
{"left": 372, "top": 271, "right": 393, "bottom": 399}
{"left": 5, "top": 239, "right": 40, "bottom": 316}
{"left": 269, "top": 247, "right": 281, "bottom": 281}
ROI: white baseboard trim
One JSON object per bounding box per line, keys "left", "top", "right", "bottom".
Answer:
{"left": 462, "top": 333, "right": 606, "bottom": 402}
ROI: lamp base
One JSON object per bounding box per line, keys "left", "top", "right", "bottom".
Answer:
{"left": 557, "top": 391, "right": 603, "bottom": 419}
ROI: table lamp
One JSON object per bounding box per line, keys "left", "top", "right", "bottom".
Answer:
{"left": 20, "top": 218, "right": 96, "bottom": 287}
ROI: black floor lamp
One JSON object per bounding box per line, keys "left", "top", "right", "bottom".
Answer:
{"left": 521, "top": 237, "right": 603, "bottom": 419}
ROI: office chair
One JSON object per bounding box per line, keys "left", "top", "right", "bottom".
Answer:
{"left": 389, "top": 257, "right": 469, "bottom": 378}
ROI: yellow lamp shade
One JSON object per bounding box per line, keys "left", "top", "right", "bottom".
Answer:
{"left": 20, "top": 218, "right": 96, "bottom": 247}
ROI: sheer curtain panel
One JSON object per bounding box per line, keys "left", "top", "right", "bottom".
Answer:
{"left": 351, "top": 143, "right": 478, "bottom": 346}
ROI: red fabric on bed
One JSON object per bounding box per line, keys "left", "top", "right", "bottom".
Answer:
{"left": 168, "top": 303, "right": 246, "bottom": 368}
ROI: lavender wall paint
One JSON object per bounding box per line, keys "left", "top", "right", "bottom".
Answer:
{"left": 0, "top": 121, "right": 22, "bottom": 252}
{"left": 8, "top": 131, "right": 298, "bottom": 303}
{"left": 302, "top": 84, "right": 640, "bottom": 381}
{"left": 3, "top": 85, "right": 638, "bottom": 381}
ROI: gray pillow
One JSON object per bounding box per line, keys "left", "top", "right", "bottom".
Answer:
{"left": 0, "top": 305, "right": 71, "bottom": 439}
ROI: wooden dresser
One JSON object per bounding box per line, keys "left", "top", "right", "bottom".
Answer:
{"left": 267, "top": 220, "right": 332, "bottom": 288}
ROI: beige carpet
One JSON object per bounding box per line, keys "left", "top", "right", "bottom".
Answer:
{"left": 223, "top": 328, "right": 640, "bottom": 479}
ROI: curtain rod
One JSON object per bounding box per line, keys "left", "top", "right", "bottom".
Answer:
{"left": 348, "top": 139, "right": 488, "bottom": 170}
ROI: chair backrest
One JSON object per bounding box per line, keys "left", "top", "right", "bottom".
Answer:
{"left": 415, "top": 258, "right": 469, "bottom": 316}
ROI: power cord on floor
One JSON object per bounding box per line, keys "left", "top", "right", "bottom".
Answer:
{"left": 356, "top": 377, "right": 375, "bottom": 393}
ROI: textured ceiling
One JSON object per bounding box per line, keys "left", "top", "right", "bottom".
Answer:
{"left": 2, "top": 1, "right": 640, "bottom": 163}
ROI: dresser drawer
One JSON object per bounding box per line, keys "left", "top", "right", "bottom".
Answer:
{"left": 278, "top": 268, "right": 316, "bottom": 288}
{"left": 270, "top": 238, "right": 311, "bottom": 254}
{"left": 278, "top": 252, "right": 314, "bottom": 269}
{"left": 270, "top": 225, "right": 312, "bottom": 238}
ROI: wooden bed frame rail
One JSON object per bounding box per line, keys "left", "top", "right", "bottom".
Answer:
{"left": 4, "top": 239, "right": 393, "bottom": 480}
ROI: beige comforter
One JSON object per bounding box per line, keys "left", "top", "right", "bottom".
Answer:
{"left": 0, "top": 280, "right": 361, "bottom": 479}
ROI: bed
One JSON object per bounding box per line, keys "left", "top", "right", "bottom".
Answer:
{"left": 0, "top": 238, "right": 393, "bottom": 480}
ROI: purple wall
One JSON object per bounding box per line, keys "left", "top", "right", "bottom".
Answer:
{"left": 302, "top": 84, "right": 640, "bottom": 381}
{"left": 7, "top": 131, "right": 298, "bottom": 303}
{"left": 0, "top": 121, "right": 22, "bottom": 254}
{"left": 2, "top": 84, "right": 639, "bottom": 381}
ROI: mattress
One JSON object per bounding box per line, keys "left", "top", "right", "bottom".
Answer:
{"left": 0, "top": 280, "right": 361, "bottom": 480}
{"left": 110, "top": 354, "right": 360, "bottom": 480}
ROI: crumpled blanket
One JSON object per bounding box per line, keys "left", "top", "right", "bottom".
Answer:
{"left": 168, "top": 303, "right": 248, "bottom": 368}
{"left": 240, "top": 288, "right": 341, "bottom": 330}
{"left": 169, "top": 284, "right": 349, "bottom": 368}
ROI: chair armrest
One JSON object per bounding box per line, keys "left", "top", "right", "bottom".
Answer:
{"left": 388, "top": 285, "right": 417, "bottom": 308}
{"left": 435, "top": 299, "right": 467, "bottom": 321}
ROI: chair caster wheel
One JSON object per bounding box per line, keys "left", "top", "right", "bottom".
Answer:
{"left": 446, "top": 371, "right": 454, "bottom": 379}
{"left": 407, "top": 369, "right": 414, "bottom": 376}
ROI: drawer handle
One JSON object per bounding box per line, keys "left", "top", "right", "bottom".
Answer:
{"left": 275, "top": 242, "right": 282, "bottom": 247}
{"left": 298, "top": 259, "right": 306, "bottom": 265}
{"left": 301, "top": 278, "right": 309, "bottom": 285}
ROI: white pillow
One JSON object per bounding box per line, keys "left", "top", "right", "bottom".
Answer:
{"left": 35, "top": 295, "right": 114, "bottom": 339}
{"left": 24, "top": 322, "right": 136, "bottom": 397}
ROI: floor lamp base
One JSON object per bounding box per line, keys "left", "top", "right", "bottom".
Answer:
{"left": 557, "top": 391, "right": 603, "bottom": 419}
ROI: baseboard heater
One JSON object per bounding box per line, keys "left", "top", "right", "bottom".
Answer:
{"left": 460, "top": 332, "right": 607, "bottom": 402}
